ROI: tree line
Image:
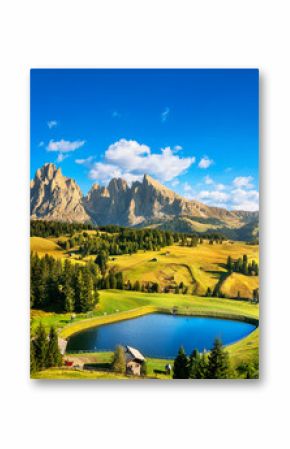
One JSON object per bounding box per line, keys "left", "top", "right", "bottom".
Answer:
{"left": 30, "top": 323, "right": 62, "bottom": 374}
{"left": 226, "top": 255, "right": 259, "bottom": 276}
{"left": 173, "top": 339, "right": 259, "bottom": 379}
{"left": 31, "top": 220, "right": 94, "bottom": 237}
{"left": 31, "top": 253, "right": 99, "bottom": 313}
{"left": 76, "top": 229, "right": 180, "bottom": 257}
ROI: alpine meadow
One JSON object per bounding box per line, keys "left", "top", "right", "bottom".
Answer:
{"left": 30, "top": 69, "right": 259, "bottom": 380}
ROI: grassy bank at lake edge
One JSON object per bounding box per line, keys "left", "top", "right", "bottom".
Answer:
{"left": 31, "top": 290, "right": 259, "bottom": 380}
{"left": 31, "top": 328, "right": 259, "bottom": 380}
{"left": 58, "top": 289, "right": 259, "bottom": 339}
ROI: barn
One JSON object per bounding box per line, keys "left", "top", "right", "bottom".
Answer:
{"left": 125, "top": 346, "right": 146, "bottom": 376}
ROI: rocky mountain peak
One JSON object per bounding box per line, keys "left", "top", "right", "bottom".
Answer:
{"left": 35, "top": 163, "right": 59, "bottom": 181}
{"left": 30, "top": 164, "right": 258, "bottom": 237}
{"left": 30, "top": 163, "right": 90, "bottom": 223}
{"left": 108, "top": 177, "right": 128, "bottom": 193}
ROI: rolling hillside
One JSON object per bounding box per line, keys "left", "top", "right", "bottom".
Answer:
{"left": 30, "top": 231, "right": 259, "bottom": 300}
{"left": 107, "top": 241, "right": 258, "bottom": 296}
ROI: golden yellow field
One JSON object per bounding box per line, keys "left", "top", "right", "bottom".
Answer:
{"left": 107, "top": 241, "right": 259, "bottom": 296}
{"left": 30, "top": 237, "right": 64, "bottom": 258}
{"left": 30, "top": 236, "right": 84, "bottom": 264}
{"left": 30, "top": 236, "right": 259, "bottom": 299}
{"left": 221, "top": 272, "right": 259, "bottom": 299}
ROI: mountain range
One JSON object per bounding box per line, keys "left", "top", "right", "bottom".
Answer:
{"left": 30, "top": 163, "right": 259, "bottom": 240}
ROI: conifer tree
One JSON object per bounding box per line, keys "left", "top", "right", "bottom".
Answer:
{"left": 47, "top": 326, "right": 62, "bottom": 367}
{"left": 81, "top": 269, "right": 98, "bottom": 312}
{"left": 206, "top": 287, "right": 212, "bottom": 297}
{"left": 116, "top": 272, "right": 124, "bottom": 290}
{"left": 195, "top": 351, "right": 208, "bottom": 379}
{"left": 95, "top": 251, "right": 108, "bottom": 275}
{"left": 30, "top": 338, "right": 37, "bottom": 374}
{"left": 141, "top": 361, "right": 148, "bottom": 377}
{"left": 112, "top": 345, "right": 126, "bottom": 373}
{"left": 134, "top": 280, "right": 141, "bottom": 291}
{"left": 33, "top": 323, "right": 47, "bottom": 370}
{"left": 63, "top": 279, "right": 75, "bottom": 312}
{"left": 227, "top": 256, "right": 232, "bottom": 271}
{"left": 173, "top": 346, "right": 189, "bottom": 379}
{"left": 189, "top": 349, "right": 200, "bottom": 379}
{"left": 105, "top": 276, "right": 110, "bottom": 290}
{"left": 108, "top": 272, "right": 117, "bottom": 289}
{"left": 207, "top": 338, "right": 229, "bottom": 379}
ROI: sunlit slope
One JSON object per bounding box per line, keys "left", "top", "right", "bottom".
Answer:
{"left": 220, "top": 273, "right": 259, "bottom": 299}
{"left": 30, "top": 237, "right": 64, "bottom": 258}
{"left": 30, "top": 236, "right": 84, "bottom": 264}
{"left": 108, "top": 241, "right": 259, "bottom": 296}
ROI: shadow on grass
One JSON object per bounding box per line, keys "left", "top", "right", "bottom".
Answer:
{"left": 83, "top": 362, "right": 112, "bottom": 371}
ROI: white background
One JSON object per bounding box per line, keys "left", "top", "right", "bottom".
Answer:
{"left": 0, "top": 1, "right": 289, "bottom": 448}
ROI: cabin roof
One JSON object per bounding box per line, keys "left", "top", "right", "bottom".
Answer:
{"left": 58, "top": 337, "right": 68, "bottom": 355}
{"left": 126, "top": 345, "right": 145, "bottom": 361}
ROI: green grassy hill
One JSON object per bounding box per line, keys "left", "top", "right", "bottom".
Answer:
{"left": 30, "top": 236, "right": 64, "bottom": 258}
{"left": 220, "top": 273, "right": 259, "bottom": 299}
{"left": 107, "top": 241, "right": 259, "bottom": 296}
{"left": 30, "top": 236, "right": 259, "bottom": 299}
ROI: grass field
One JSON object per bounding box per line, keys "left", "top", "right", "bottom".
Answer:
{"left": 31, "top": 351, "right": 172, "bottom": 380}
{"left": 30, "top": 235, "right": 259, "bottom": 380}
{"left": 31, "top": 289, "right": 259, "bottom": 337}
{"left": 221, "top": 272, "right": 259, "bottom": 299}
{"left": 30, "top": 237, "right": 64, "bottom": 258}
{"left": 54, "top": 289, "right": 258, "bottom": 338}
{"left": 32, "top": 327, "right": 259, "bottom": 380}
{"left": 30, "top": 236, "right": 85, "bottom": 264}
{"left": 30, "top": 237, "right": 259, "bottom": 297}
{"left": 106, "top": 241, "right": 259, "bottom": 295}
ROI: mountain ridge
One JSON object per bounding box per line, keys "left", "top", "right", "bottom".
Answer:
{"left": 30, "top": 163, "right": 258, "bottom": 239}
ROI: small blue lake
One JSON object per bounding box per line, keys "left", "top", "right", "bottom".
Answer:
{"left": 66, "top": 313, "right": 256, "bottom": 358}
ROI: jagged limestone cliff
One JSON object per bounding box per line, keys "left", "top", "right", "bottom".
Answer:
{"left": 30, "top": 164, "right": 258, "bottom": 238}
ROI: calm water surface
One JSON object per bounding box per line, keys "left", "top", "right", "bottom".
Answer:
{"left": 66, "top": 313, "right": 256, "bottom": 358}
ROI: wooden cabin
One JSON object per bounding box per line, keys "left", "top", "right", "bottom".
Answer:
{"left": 125, "top": 346, "right": 145, "bottom": 376}
{"left": 58, "top": 337, "right": 68, "bottom": 355}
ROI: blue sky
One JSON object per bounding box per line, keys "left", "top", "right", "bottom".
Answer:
{"left": 31, "top": 69, "right": 259, "bottom": 211}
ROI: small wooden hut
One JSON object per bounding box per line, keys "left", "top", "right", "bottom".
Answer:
{"left": 125, "top": 346, "right": 145, "bottom": 376}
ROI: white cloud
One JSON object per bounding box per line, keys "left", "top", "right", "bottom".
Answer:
{"left": 182, "top": 182, "right": 196, "bottom": 199}
{"left": 198, "top": 156, "right": 214, "bottom": 169}
{"left": 183, "top": 182, "right": 193, "bottom": 192}
{"left": 38, "top": 141, "right": 44, "bottom": 147}
{"left": 89, "top": 162, "right": 123, "bottom": 183}
{"left": 75, "top": 156, "right": 94, "bottom": 167}
{"left": 195, "top": 181, "right": 259, "bottom": 211}
{"left": 56, "top": 153, "right": 68, "bottom": 163}
{"left": 215, "top": 183, "right": 226, "bottom": 191}
{"left": 47, "top": 139, "right": 85, "bottom": 153}
{"left": 204, "top": 175, "right": 214, "bottom": 185}
{"left": 47, "top": 120, "right": 58, "bottom": 129}
{"left": 47, "top": 139, "right": 85, "bottom": 163}
{"left": 231, "top": 188, "right": 259, "bottom": 211}
{"left": 89, "top": 163, "right": 142, "bottom": 185}
{"left": 97, "top": 139, "right": 195, "bottom": 183}
{"left": 233, "top": 176, "right": 254, "bottom": 188}
{"left": 161, "top": 107, "right": 170, "bottom": 122}
{"left": 174, "top": 145, "right": 183, "bottom": 152}
{"left": 197, "top": 190, "right": 230, "bottom": 203}
{"left": 171, "top": 179, "right": 180, "bottom": 187}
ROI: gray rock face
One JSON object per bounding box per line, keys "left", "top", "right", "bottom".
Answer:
{"left": 30, "top": 164, "right": 258, "bottom": 233}
{"left": 30, "top": 163, "right": 90, "bottom": 223}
